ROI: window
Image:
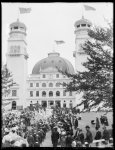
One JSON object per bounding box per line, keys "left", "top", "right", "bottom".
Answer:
{"left": 36, "top": 83, "right": 39, "bottom": 87}
{"left": 77, "top": 25, "right": 80, "bottom": 28}
{"left": 42, "top": 91, "right": 46, "bottom": 97}
{"left": 42, "top": 83, "right": 46, "bottom": 87}
{"left": 69, "top": 91, "right": 72, "bottom": 96}
{"left": 56, "top": 91, "right": 60, "bottom": 96}
{"left": 43, "top": 74, "right": 46, "bottom": 78}
{"left": 36, "top": 91, "right": 39, "bottom": 97}
{"left": 12, "top": 101, "right": 16, "bottom": 110}
{"left": 14, "top": 26, "right": 18, "bottom": 29}
{"left": 63, "top": 91, "right": 66, "bottom": 96}
{"left": 49, "top": 83, "right": 53, "bottom": 87}
{"left": 30, "top": 91, "right": 33, "bottom": 97}
{"left": 30, "top": 83, "right": 33, "bottom": 87}
{"left": 81, "top": 24, "right": 86, "bottom": 27}
{"left": 56, "top": 74, "right": 59, "bottom": 78}
{"left": 56, "top": 83, "right": 60, "bottom": 87}
{"left": 12, "top": 90, "right": 17, "bottom": 97}
{"left": 49, "top": 91, "right": 53, "bottom": 97}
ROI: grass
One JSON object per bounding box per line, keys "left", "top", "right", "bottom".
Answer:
{"left": 73, "top": 111, "right": 113, "bottom": 139}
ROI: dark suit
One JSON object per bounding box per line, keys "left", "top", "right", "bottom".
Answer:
{"left": 102, "top": 129, "right": 110, "bottom": 140}
{"left": 51, "top": 130, "right": 59, "bottom": 147}
{"left": 85, "top": 131, "right": 93, "bottom": 144}
{"left": 95, "top": 131, "right": 102, "bottom": 140}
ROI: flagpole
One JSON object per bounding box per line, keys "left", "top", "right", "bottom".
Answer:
{"left": 17, "top": 8, "right": 20, "bottom": 20}
{"left": 81, "top": 4, "right": 84, "bottom": 18}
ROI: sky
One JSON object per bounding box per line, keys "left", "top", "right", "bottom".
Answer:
{"left": 2, "top": 2, "right": 113, "bottom": 74}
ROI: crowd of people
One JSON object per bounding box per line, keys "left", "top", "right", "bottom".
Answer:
{"left": 2, "top": 105, "right": 113, "bottom": 147}
{"left": 49, "top": 107, "right": 113, "bottom": 147}
{"left": 2, "top": 108, "right": 50, "bottom": 147}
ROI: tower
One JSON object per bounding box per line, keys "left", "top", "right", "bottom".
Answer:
{"left": 6, "top": 19, "right": 29, "bottom": 108}
{"left": 73, "top": 16, "right": 92, "bottom": 72}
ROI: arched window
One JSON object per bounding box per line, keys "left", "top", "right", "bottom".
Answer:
{"left": 49, "top": 91, "right": 53, "bottom": 97}
{"left": 56, "top": 91, "right": 60, "bottom": 96}
{"left": 56, "top": 83, "right": 60, "bottom": 87}
{"left": 42, "top": 83, "right": 46, "bottom": 87}
{"left": 36, "top": 91, "right": 39, "bottom": 97}
{"left": 63, "top": 91, "right": 66, "bottom": 96}
{"left": 49, "top": 83, "right": 53, "bottom": 87}
{"left": 12, "top": 101, "right": 16, "bottom": 110}
{"left": 69, "top": 91, "right": 72, "bottom": 96}
{"left": 63, "top": 103, "right": 66, "bottom": 108}
{"left": 42, "top": 91, "right": 46, "bottom": 97}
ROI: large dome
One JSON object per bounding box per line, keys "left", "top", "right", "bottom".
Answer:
{"left": 32, "top": 52, "right": 75, "bottom": 74}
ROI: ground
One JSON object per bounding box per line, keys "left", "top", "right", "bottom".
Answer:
{"left": 41, "top": 111, "right": 113, "bottom": 147}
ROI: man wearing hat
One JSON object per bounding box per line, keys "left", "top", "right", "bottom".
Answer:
{"left": 85, "top": 125, "right": 93, "bottom": 145}
{"left": 51, "top": 127, "right": 60, "bottom": 147}
{"left": 77, "top": 129, "right": 85, "bottom": 145}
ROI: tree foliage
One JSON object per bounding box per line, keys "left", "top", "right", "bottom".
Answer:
{"left": 2, "top": 64, "right": 15, "bottom": 98}
{"left": 60, "top": 22, "right": 113, "bottom": 110}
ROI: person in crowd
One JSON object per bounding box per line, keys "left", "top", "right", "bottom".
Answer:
{"left": 85, "top": 126, "right": 93, "bottom": 145}
{"left": 96, "top": 117, "right": 100, "bottom": 129}
{"left": 51, "top": 127, "right": 59, "bottom": 147}
{"left": 27, "top": 132, "right": 35, "bottom": 147}
{"left": 74, "top": 127, "right": 80, "bottom": 140}
{"left": 102, "top": 126, "right": 110, "bottom": 143}
{"left": 71, "top": 140, "right": 76, "bottom": 147}
{"left": 95, "top": 127, "right": 102, "bottom": 140}
{"left": 77, "top": 129, "right": 84, "bottom": 145}
{"left": 65, "top": 132, "right": 73, "bottom": 147}
{"left": 74, "top": 117, "right": 78, "bottom": 130}
{"left": 60, "top": 131, "right": 66, "bottom": 147}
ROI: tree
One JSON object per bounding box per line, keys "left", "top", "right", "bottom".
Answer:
{"left": 2, "top": 64, "right": 15, "bottom": 98}
{"left": 60, "top": 22, "right": 113, "bottom": 110}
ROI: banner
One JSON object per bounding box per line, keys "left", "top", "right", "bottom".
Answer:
{"left": 55, "top": 40, "right": 65, "bottom": 45}
{"left": 84, "top": 5, "right": 96, "bottom": 11}
{"left": 19, "top": 8, "right": 31, "bottom": 14}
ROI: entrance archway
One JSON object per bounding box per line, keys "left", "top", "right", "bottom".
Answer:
{"left": 48, "top": 101, "right": 54, "bottom": 108}
{"left": 63, "top": 103, "right": 66, "bottom": 108}
{"left": 55, "top": 101, "right": 61, "bottom": 107}
{"left": 12, "top": 101, "right": 16, "bottom": 110}
{"left": 42, "top": 101, "right": 47, "bottom": 108}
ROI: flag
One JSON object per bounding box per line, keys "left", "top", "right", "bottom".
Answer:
{"left": 84, "top": 5, "right": 96, "bottom": 11}
{"left": 55, "top": 40, "right": 65, "bottom": 45}
{"left": 19, "top": 8, "right": 31, "bottom": 14}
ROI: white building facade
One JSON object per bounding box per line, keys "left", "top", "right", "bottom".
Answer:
{"left": 5, "top": 16, "right": 92, "bottom": 110}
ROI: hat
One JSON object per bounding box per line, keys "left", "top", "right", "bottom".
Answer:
{"left": 61, "top": 131, "right": 66, "bottom": 135}
{"left": 4, "top": 128, "right": 9, "bottom": 133}
{"left": 13, "top": 141, "right": 22, "bottom": 147}
{"left": 85, "top": 142, "right": 88, "bottom": 145}
{"left": 85, "top": 125, "right": 90, "bottom": 128}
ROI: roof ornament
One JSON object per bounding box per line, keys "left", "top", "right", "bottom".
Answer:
{"left": 17, "top": 18, "right": 19, "bottom": 22}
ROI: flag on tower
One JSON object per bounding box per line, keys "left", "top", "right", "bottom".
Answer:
{"left": 84, "top": 5, "right": 96, "bottom": 11}
{"left": 55, "top": 40, "right": 65, "bottom": 45}
{"left": 19, "top": 8, "right": 31, "bottom": 14}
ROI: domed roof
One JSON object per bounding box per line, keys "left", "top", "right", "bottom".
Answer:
{"left": 74, "top": 16, "right": 92, "bottom": 27}
{"left": 10, "top": 19, "right": 26, "bottom": 30}
{"left": 32, "top": 52, "right": 75, "bottom": 74}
